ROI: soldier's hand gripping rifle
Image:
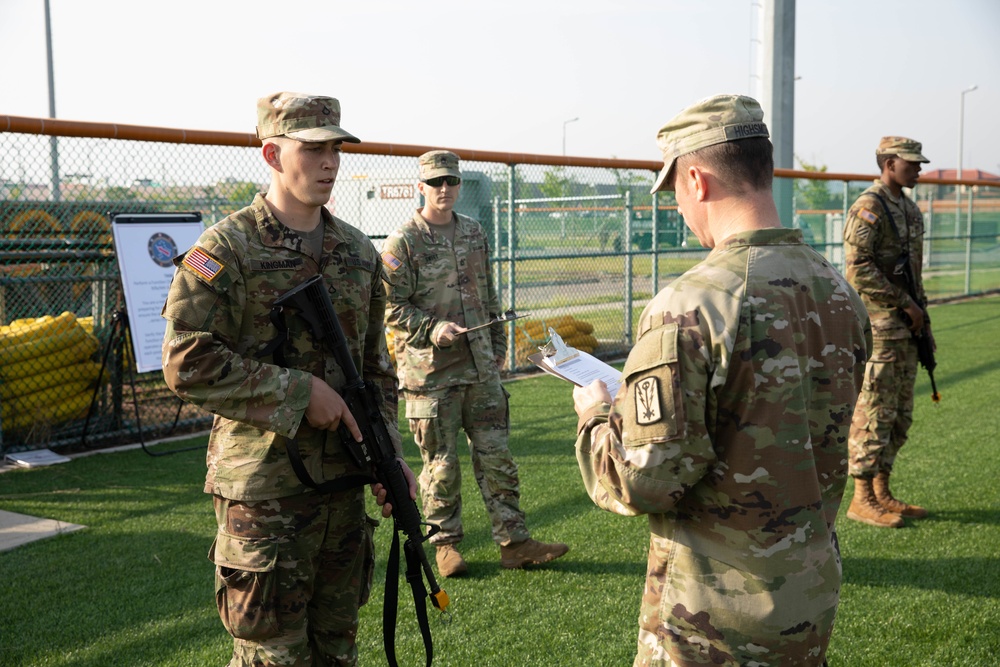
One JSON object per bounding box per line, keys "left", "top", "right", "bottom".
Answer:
{"left": 274, "top": 274, "right": 449, "bottom": 666}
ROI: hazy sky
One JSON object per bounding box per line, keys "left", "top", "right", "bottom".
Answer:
{"left": 2, "top": 0, "right": 999, "bottom": 176}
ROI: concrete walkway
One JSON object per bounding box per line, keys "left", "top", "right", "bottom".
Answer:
{"left": 0, "top": 509, "right": 86, "bottom": 552}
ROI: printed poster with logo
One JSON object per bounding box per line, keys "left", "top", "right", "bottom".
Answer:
{"left": 111, "top": 212, "right": 204, "bottom": 373}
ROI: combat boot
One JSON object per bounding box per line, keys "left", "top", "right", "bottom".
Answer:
{"left": 873, "top": 472, "right": 928, "bottom": 518}
{"left": 435, "top": 544, "right": 468, "bottom": 577}
{"left": 500, "top": 538, "right": 569, "bottom": 569}
{"left": 846, "top": 477, "right": 904, "bottom": 528}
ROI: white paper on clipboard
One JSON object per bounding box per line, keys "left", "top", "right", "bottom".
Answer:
{"left": 527, "top": 328, "right": 622, "bottom": 399}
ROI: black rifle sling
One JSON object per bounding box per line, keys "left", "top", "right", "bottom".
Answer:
{"left": 384, "top": 525, "right": 435, "bottom": 667}
{"left": 260, "top": 304, "right": 373, "bottom": 494}
{"left": 258, "top": 305, "right": 290, "bottom": 367}
{"left": 284, "top": 436, "right": 373, "bottom": 495}
{"left": 867, "top": 192, "right": 906, "bottom": 254}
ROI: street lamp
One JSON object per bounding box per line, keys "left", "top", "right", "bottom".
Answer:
{"left": 562, "top": 117, "right": 579, "bottom": 156}
{"left": 955, "top": 84, "right": 978, "bottom": 236}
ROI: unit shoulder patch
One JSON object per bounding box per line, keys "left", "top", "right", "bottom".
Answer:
{"left": 635, "top": 376, "right": 662, "bottom": 425}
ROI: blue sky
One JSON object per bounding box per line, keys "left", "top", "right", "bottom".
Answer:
{"left": 2, "top": 0, "right": 998, "bottom": 175}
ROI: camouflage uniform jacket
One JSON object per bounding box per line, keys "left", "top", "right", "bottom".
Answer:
{"left": 162, "top": 193, "right": 400, "bottom": 501}
{"left": 381, "top": 210, "right": 506, "bottom": 391}
{"left": 575, "top": 228, "right": 872, "bottom": 665}
{"left": 844, "top": 179, "right": 927, "bottom": 340}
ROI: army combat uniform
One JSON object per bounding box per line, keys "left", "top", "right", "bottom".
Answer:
{"left": 843, "top": 179, "right": 926, "bottom": 478}
{"left": 162, "top": 193, "right": 400, "bottom": 666}
{"left": 575, "top": 229, "right": 871, "bottom": 666}
{"left": 381, "top": 210, "right": 530, "bottom": 547}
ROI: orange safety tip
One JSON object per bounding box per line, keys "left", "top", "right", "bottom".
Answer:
{"left": 431, "top": 589, "right": 450, "bottom": 612}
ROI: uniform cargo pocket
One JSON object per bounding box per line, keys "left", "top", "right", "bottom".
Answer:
{"left": 210, "top": 532, "right": 280, "bottom": 641}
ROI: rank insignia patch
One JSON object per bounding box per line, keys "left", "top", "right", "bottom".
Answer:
{"left": 635, "top": 376, "right": 662, "bottom": 425}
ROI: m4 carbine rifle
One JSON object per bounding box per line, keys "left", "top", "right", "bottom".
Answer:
{"left": 897, "top": 257, "right": 940, "bottom": 402}
{"left": 274, "top": 274, "right": 448, "bottom": 666}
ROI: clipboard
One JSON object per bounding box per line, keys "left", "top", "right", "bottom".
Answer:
{"left": 528, "top": 328, "right": 622, "bottom": 399}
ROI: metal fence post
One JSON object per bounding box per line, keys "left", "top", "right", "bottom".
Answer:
{"left": 651, "top": 191, "right": 660, "bottom": 296}
{"left": 965, "top": 187, "right": 974, "bottom": 295}
{"left": 506, "top": 164, "right": 518, "bottom": 368}
{"left": 624, "top": 189, "right": 634, "bottom": 346}
{"left": 925, "top": 190, "right": 933, "bottom": 269}
{"left": 493, "top": 194, "right": 502, "bottom": 306}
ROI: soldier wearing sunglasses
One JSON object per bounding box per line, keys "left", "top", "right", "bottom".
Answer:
{"left": 381, "top": 150, "right": 569, "bottom": 578}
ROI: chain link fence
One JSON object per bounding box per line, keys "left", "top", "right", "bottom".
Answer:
{"left": 3, "top": 118, "right": 999, "bottom": 455}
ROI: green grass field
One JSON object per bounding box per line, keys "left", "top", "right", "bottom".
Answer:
{"left": 1, "top": 296, "right": 998, "bottom": 666}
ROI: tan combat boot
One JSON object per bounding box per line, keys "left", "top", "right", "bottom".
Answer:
{"left": 435, "top": 544, "right": 468, "bottom": 578}
{"left": 846, "top": 477, "right": 904, "bottom": 528}
{"left": 873, "top": 472, "right": 928, "bottom": 518}
{"left": 500, "top": 538, "right": 569, "bottom": 569}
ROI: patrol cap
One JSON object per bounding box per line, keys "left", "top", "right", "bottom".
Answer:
{"left": 876, "top": 136, "right": 929, "bottom": 163}
{"left": 650, "top": 94, "right": 770, "bottom": 193}
{"left": 255, "top": 92, "right": 360, "bottom": 143}
{"left": 419, "top": 150, "right": 461, "bottom": 181}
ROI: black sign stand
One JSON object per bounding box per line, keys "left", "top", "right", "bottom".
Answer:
{"left": 80, "top": 309, "right": 200, "bottom": 456}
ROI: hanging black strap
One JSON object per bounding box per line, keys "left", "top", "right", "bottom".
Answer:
{"left": 257, "top": 305, "right": 291, "bottom": 367}
{"left": 384, "top": 523, "right": 435, "bottom": 667}
{"left": 867, "top": 192, "right": 905, "bottom": 251}
{"left": 284, "top": 436, "right": 373, "bottom": 495}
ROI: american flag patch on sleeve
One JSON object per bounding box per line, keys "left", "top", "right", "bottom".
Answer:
{"left": 182, "top": 247, "right": 224, "bottom": 282}
{"left": 381, "top": 251, "right": 403, "bottom": 271}
{"left": 859, "top": 208, "right": 878, "bottom": 224}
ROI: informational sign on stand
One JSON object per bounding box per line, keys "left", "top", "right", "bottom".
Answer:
{"left": 111, "top": 212, "right": 204, "bottom": 373}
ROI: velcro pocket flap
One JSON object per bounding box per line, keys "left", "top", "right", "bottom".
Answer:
{"left": 622, "top": 323, "right": 678, "bottom": 378}
{"left": 210, "top": 532, "right": 278, "bottom": 573}
{"left": 405, "top": 398, "right": 438, "bottom": 419}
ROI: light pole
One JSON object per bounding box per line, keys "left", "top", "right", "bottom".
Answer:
{"left": 955, "top": 84, "right": 978, "bottom": 236}
{"left": 45, "top": 0, "right": 61, "bottom": 202}
{"left": 562, "top": 117, "right": 579, "bottom": 156}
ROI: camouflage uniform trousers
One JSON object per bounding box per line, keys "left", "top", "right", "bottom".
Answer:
{"left": 848, "top": 337, "right": 918, "bottom": 478}
{"left": 211, "top": 488, "right": 378, "bottom": 667}
{"left": 403, "top": 381, "right": 530, "bottom": 547}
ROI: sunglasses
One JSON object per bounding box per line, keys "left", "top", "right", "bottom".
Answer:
{"left": 423, "top": 176, "right": 461, "bottom": 187}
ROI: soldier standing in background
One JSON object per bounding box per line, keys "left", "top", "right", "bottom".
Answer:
{"left": 571, "top": 94, "right": 871, "bottom": 666}
{"left": 162, "top": 92, "right": 414, "bottom": 666}
{"left": 381, "top": 150, "right": 568, "bottom": 577}
{"left": 843, "top": 136, "right": 933, "bottom": 528}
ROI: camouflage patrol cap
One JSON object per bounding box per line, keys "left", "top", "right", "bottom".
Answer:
{"left": 650, "top": 94, "right": 770, "bottom": 193}
{"left": 255, "top": 92, "right": 360, "bottom": 143}
{"left": 419, "top": 150, "right": 461, "bottom": 181}
{"left": 876, "top": 136, "right": 929, "bottom": 163}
